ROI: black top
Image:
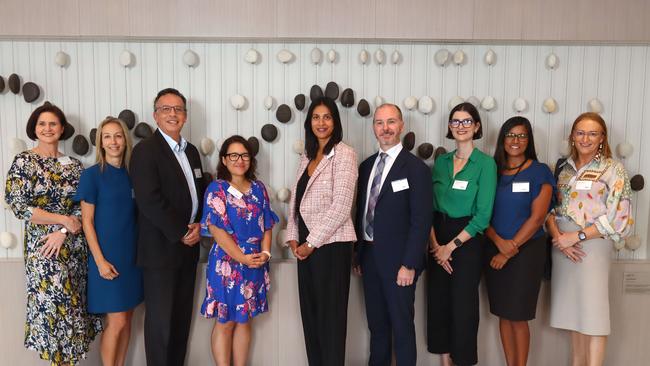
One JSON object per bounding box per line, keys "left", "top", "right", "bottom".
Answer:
{"left": 295, "top": 167, "right": 311, "bottom": 244}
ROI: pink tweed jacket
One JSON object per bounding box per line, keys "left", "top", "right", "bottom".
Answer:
{"left": 286, "top": 142, "right": 358, "bottom": 248}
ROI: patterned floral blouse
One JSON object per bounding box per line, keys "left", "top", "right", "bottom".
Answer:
{"left": 554, "top": 156, "right": 633, "bottom": 243}
{"left": 4, "top": 151, "right": 102, "bottom": 365}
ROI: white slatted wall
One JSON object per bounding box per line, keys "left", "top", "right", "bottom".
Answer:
{"left": 1, "top": 41, "right": 649, "bottom": 260}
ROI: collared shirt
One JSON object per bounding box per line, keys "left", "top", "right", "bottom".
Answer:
{"left": 362, "top": 143, "right": 403, "bottom": 241}
{"left": 431, "top": 147, "right": 497, "bottom": 237}
{"left": 158, "top": 128, "right": 199, "bottom": 223}
{"left": 554, "top": 156, "right": 633, "bottom": 243}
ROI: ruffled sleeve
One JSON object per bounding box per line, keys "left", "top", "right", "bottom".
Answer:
{"left": 74, "top": 166, "right": 98, "bottom": 205}
{"left": 200, "top": 181, "right": 234, "bottom": 237}
{"left": 256, "top": 181, "right": 279, "bottom": 232}
{"left": 531, "top": 162, "right": 556, "bottom": 212}
{"left": 593, "top": 160, "right": 633, "bottom": 243}
{"left": 4, "top": 153, "right": 35, "bottom": 221}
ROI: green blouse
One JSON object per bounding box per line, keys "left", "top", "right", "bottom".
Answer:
{"left": 432, "top": 147, "right": 497, "bottom": 237}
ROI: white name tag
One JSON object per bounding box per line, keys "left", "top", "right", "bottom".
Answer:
{"left": 391, "top": 178, "right": 409, "bottom": 192}
{"left": 227, "top": 185, "right": 243, "bottom": 199}
{"left": 575, "top": 180, "right": 593, "bottom": 191}
{"left": 57, "top": 156, "right": 72, "bottom": 166}
{"left": 512, "top": 182, "right": 530, "bottom": 193}
{"left": 194, "top": 168, "right": 202, "bottom": 178}
{"left": 452, "top": 180, "right": 469, "bottom": 190}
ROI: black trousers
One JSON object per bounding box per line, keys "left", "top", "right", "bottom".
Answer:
{"left": 143, "top": 262, "right": 198, "bottom": 366}
{"left": 297, "top": 242, "right": 352, "bottom": 366}
{"left": 427, "top": 213, "right": 484, "bottom": 366}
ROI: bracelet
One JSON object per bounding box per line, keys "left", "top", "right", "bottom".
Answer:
{"left": 261, "top": 250, "right": 272, "bottom": 261}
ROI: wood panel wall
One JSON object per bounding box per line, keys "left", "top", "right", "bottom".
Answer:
{"left": 0, "top": 0, "right": 649, "bottom": 42}
{"left": 1, "top": 40, "right": 649, "bottom": 261}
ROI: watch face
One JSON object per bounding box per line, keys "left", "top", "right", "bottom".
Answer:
{"left": 578, "top": 232, "right": 586, "bottom": 240}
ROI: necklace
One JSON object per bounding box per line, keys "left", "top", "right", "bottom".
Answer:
{"left": 504, "top": 159, "right": 527, "bottom": 170}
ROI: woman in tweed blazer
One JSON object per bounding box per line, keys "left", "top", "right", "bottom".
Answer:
{"left": 286, "top": 96, "right": 358, "bottom": 366}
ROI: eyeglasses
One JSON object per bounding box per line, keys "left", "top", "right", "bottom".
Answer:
{"left": 504, "top": 132, "right": 529, "bottom": 140}
{"left": 225, "top": 153, "right": 251, "bottom": 162}
{"left": 155, "top": 105, "right": 187, "bottom": 114}
{"left": 311, "top": 114, "right": 333, "bottom": 122}
{"left": 574, "top": 130, "right": 603, "bottom": 139}
{"left": 449, "top": 119, "right": 474, "bottom": 128}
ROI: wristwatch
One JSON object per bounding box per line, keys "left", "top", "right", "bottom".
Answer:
{"left": 578, "top": 231, "right": 587, "bottom": 241}
{"left": 261, "top": 250, "right": 272, "bottom": 261}
{"left": 59, "top": 228, "right": 68, "bottom": 235}
{"left": 306, "top": 242, "right": 315, "bottom": 249}
{"left": 453, "top": 238, "right": 463, "bottom": 248}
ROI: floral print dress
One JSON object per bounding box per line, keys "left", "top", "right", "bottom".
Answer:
{"left": 4, "top": 151, "right": 102, "bottom": 365}
{"left": 200, "top": 179, "right": 278, "bottom": 323}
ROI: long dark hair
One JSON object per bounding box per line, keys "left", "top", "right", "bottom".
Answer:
{"left": 446, "top": 102, "right": 483, "bottom": 140}
{"left": 303, "top": 97, "right": 343, "bottom": 160}
{"left": 493, "top": 116, "right": 538, "bottom": 174}
{"left": 216, "top": 135, "right": 257, "bottom": 181}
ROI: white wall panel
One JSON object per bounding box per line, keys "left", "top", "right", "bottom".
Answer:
{"left": 1, "top": 40, "right": 649, "bottom": 261}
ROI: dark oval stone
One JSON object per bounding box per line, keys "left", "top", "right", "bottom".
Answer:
{"left": 357, "top": 99, "right": 370, "bottom": 117}
{"left": 294, "top": 94, "right": 306, "bottom": 111}
{"left": 630, "top": 174, "right": 644, "bottom": 191}
{"left": 325, "top": 82, "right": 339, "bottom": 100}
{"left": 8, "top": 74, "right": 20, "bottom": 94}
{"left": 340, "top": 88, "right": 355, "bottom": 107}
{"left": 310, "top": 85, "right": 323, "bottom": 101}
{"left": 248, "top": 136, "right": 260, "bottom": 156}
{"left": 434, "top": 146, "right": 448, "bottom": 160}
{"left": 261, "top": 124, "right": 278, "bottom": 142}
{"left": 276, "top": 104, "right": 292, "bottom": 123}
{"left": 89, "top": 128, "right": 97, "bottom": 146}
{"left": 0, "top": 76, "right": 5, "bottom": 93}
{"left": 72, "top": 135, "right": 90, "bottom": 155}
{"left": 417, "top": 143, "right": 434, "bottom": 159}
{"left": 134, "top": 122, "right": 153, "bottom": 139}
{"left": 61, "top": 123, "right": 75, "bottom": 141}
{"left": 403, "top": 131, "right": 415, "bottom": 151}
{"left": 118, "top": 109, "right": 136, "bottom": 130}
{"left": 22, "top": 82, "right": 40, "bottom": 103}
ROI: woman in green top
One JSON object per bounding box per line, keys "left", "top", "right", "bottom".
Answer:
{"left": 427, "top": 102, "right": 497, "bottom": 366}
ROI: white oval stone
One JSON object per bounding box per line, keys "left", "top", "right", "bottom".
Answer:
{"left": 418, "top": 96, "right": 435, "bottom": 114}
{"left": 391, "top": 50, "right": 401, "bottom": 64}
{"left": 183, "top": 49, "right": 199, "bottom": 67}
{"left": 448, "top": 96, "right": 465, "bottom": 110}
{"left": 543, "top": 97, "right": 558, "bottom": 113}
{"left": 484, "top": 49, "right": 497, "bottom": 66}
{"left": 403, "top": 96, "right": 418, "bottom": 110}
{"left": 546, "top": 53, "right": 559, "bottom": 69}
{"left": 230, "top": 94, "right": 247, "bottom": 110}
{"left": 434, "top": 49, "right": 450, "bottom": 66}
{"left": 310, "top": 48, "right": 323, "bottom": 64}
{"left": 481, "top": 96, "right": 496, "bottom": 111}
{"left": 55, "top": 51, "right": 69, "bottom": 67}
{"left": 277, "top": 188, "right": 291, "bottom": 202}
{"left": 119, "top": 50, "right": 134, "bottom": 67}
{"left": 359, "top": 49, "right": 369, "bottom": 64}
{"left": 559, "top": 139, "right": 571, "bottom": 157}
{"left": 263, "top": 95, "right": 274, "bottom": 110}
{"left": 0, "top": 231, "right": 15, "bottom": 249}
{"left": 375, "top": 49, "right": 386, "bottom": 65}
{"left": 200, "top": 137, "right": 215, "bottom": 156}
{"left": 616, "top": 142, "right": 634, "bottom": 158}
{"left": 588, "top": 98, "right": 604, "bottom": 113}
{"left": 513, "top": 97, "right": 528, "bottom": 113}
{"left": 277, "top": 49, "right": 294, "bottom": 64}
{"left": 293, "top": 140, "right": 305, "bottom": 155}
{"left": 244, "top": 48, "right": 260, "bottom": 64}
{"left": 625, "top": 235, "right": 642, "bottom": 250}
{"left": 327, "top": 49, "right": 337, "bottom": 63}
{"left": 453, "top": 50, "right": 466, "bottom": 65}
{"left": 466, "top": 96, "right": 481, "bottom": 108}
{"left": 9, "top": 138, "right": 27, "bottom": 156}
{"left": 374, "top": 96, "right": 385, "bottom": 108}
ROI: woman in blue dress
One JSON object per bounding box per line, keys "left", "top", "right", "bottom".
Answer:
{"left": 76, "top": 116, "right": 143, "bottom": 366}
{"left": 200, "top": 135, "right": 278, "bottom": 366}
{"left": 485, "top": 116, "right": 554, "bottom": 366}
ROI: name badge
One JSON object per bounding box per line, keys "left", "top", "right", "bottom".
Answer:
{"left": 575, "top": 180, "right": 593, "bottom": 191}
{"left": 57, "top": 156, "right": 72, "bottom": 166}
{"left": 512, "top": 182, "right": 530, "bottom": 193}
{"left": 194, "top": 168, "right": 202, "bottom": 178}
{"left": 227, "top": 185, "right": 243, "bottom": 199}
{"left": 391, "top": 178, "right": 409, "bottom": 192}
{"left": 452, "top": 180, "right": 469, "bottom": 190}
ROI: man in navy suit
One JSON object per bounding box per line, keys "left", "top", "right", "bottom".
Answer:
{"left": 130, "top": 88, "right": 206, "bottom": 366}
{"left": 354, "top": 103, "right": 433, "bottom": 366}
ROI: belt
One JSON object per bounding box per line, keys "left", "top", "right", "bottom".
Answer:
{"left": 363, "top": 240, "right": 374, "bottom": 245}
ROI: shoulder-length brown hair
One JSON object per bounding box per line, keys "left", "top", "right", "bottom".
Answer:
{"left": 95, "top": 116, "right": 133, "bottom": 171}
{"left": 569, "top": 112, "right": 612, "bottom": 161}
{"left": 216, "top": 135, "right": 257, "bottom": 182}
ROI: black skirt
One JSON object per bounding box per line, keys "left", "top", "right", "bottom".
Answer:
{"left": 484, "top": 234, "right": 547, "bottom": 321}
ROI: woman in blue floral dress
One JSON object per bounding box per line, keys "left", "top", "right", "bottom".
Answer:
{"left": 4, "top": 102, "right": 102, "bottom": 365}
{"left": 200, "top": 135, "right": 278, "bottom": 366}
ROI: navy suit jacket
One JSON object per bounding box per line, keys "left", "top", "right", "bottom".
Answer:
{"left": 355, "top": 148, "right": 433, "bottom": 279}
{"left": 130, "top": 130, "right": 206, "bottom": 269}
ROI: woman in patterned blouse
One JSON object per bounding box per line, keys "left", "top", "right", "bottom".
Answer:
{"left": 546, "top": 112, "right": 633, "bottom": 366}
{"left": 5, "top": 102, "right": 101, "bottom": 365}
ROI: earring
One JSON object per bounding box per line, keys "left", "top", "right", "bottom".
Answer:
{"left": 595, "top": 143, "right": 603, "bottom": 161}
{"left": 571, "top": 140, "right": 575, "bottom": 146}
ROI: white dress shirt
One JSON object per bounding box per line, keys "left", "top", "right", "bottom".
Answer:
{"left": 158, "top": 128, "right": 199, "bottom": 223}
{"left": 362, "top": 143, "right": 403, "bottom": 241}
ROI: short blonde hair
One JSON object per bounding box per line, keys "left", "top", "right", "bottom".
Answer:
{"left": 95, "top": 116, "right": 133, "bottom": 171}
{"left": 569, "top": 112, "right": 612, "bottom": 161}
